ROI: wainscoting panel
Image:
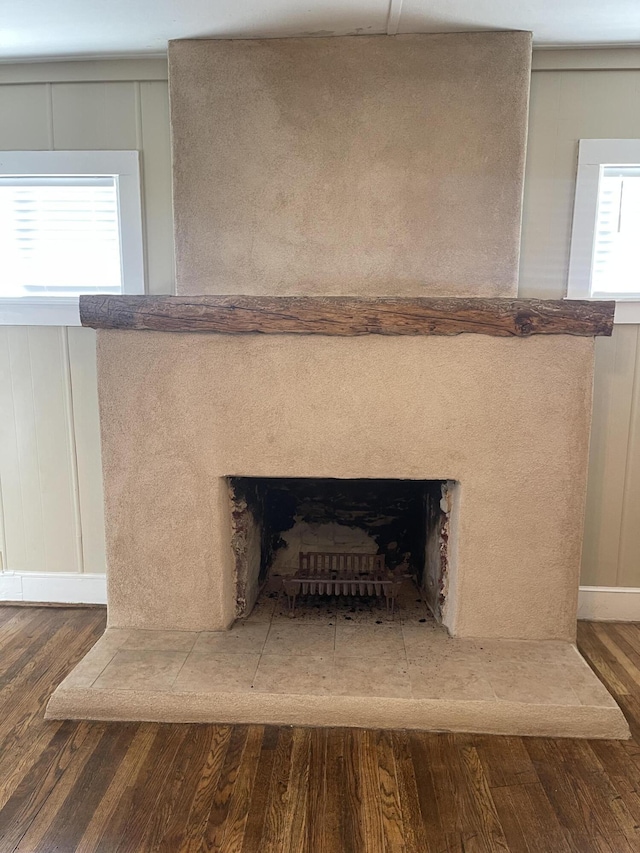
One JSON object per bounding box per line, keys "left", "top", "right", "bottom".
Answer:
{"left": 520, "top": 67, "right": 640, "bottom": 594}
{"left": 0, "top": 326, "right": 100, "bottom": 575}
{"left": 0, "top": 65, "right": 174, "bottom": 592}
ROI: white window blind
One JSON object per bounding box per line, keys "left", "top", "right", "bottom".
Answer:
{"left": 0, "top": 150, "right": 143, "bottom": 325}
{"left": 0, "top": 176, "right": 123, "bottom": 298}
{"left": 592, "top": 166, "right": 640, "bottom": 297}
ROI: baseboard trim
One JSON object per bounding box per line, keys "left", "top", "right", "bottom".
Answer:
{"left": 578, "top": 586, "right": 640, "bottom": 622}
{"left": 0, "top": 572, "right": 107, "bottom": 605}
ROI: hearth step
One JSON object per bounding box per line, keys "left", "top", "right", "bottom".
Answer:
{"left": 282, "top": 551, "right": 402, "bottom": 615}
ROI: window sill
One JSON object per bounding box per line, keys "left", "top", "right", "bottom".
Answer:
{"left": 0, "top": 297, "right": 81, "bottom": 326}
{"left": 565, "top": 296, "right": 640, "bottom": 325}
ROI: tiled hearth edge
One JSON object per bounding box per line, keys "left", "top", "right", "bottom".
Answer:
{"left": 79, "top": 295, "right": 615, "bottom": 337}
{"left": 47, "top": 687, "right": 629, "bottom": 739}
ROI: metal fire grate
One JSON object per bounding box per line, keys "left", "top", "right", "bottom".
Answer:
{"left": 282, "top": 552, "right": 402, "bottom": 616}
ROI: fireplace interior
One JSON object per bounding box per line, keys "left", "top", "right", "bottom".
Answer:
{"left": 229, "top": 477, "right": 454, "bottom": 622}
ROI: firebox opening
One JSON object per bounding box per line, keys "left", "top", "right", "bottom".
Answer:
{"left": 228, "top": 477, "right": 455, "bottom": 621}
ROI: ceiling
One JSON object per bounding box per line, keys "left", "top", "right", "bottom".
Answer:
{"left": 1, "top": 0, "right": 640, "bottom": 61}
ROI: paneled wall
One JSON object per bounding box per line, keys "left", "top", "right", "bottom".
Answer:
{"left": 520, "top": 66, "right": 640, "bottom": 587}
{"left": 0, "top": 326, "right": 103, "bottom": 573}
{"left": 0, "top": 62, "right": 174, "bottom": 578}
{"left": 1, "top": 55, "right": 640, "bottom": 590}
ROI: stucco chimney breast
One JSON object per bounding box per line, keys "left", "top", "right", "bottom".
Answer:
{"left": 169, "top": 32, "right": 532, "bottom": 297}
{"left": 46, "top": 33, "right": 629, "bottom": 738}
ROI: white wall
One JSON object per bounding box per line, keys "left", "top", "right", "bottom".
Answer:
{"left": 0, "top": 60, "right": 173, "bottom": 592}
{"left": 1, "top": 51, "right": 640, "bottom": 601}
{"left": 520, "top": 56, "right": 640, "bottom": 589}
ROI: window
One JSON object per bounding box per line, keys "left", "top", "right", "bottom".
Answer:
{"left": 0, "top": 151, "right": 144, "bottom": 325}
{"left": 568, "top": 139, "right": 640, "bottom": 323}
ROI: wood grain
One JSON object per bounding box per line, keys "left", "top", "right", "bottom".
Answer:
{"left": 3, "top": 606, "right": 640, "bottom": 851}
{"left": 79, "top": 294, "right": 616, "bottom": 337}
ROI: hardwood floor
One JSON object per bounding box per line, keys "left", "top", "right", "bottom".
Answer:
{"left": 2, "top": 608, "right": 640, "bottom": 852}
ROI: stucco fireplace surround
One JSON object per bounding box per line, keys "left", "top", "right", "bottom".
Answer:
{"left": 44, "top": 295, "right": 628, "bottom": 737}
{"left": 47, "top": 32, "right": 630, "bottom": 737}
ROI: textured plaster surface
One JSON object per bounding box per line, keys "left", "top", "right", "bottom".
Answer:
{"left": 169, "top": 32, "right": 532, "bottom": 297}
{"left": 47, "top": 686, "right": 629, "bottom": 739}
{"left": 97, "top": 331, "right": 594, "bottom": 641}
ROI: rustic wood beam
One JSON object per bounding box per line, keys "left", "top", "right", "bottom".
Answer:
{"left": 79, "top": 295, "right": 615, "bottom": 337}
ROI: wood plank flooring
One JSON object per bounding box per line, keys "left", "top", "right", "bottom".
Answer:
{"left": 1, "top": 607, "right": 640, "bottom": 851}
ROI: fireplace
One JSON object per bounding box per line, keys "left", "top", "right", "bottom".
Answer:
{"left": 228, "top": 476, "right": 454, "bottom": 621}
{"left": 45, "top": 32, "right": 630, "bottom": 737}
{"left": 44, "top": 317, "right": 629, "bottom": 737}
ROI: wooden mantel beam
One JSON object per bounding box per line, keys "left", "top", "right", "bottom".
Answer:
{"left": 79, "top": 295, "right": 615, "bottom": 337}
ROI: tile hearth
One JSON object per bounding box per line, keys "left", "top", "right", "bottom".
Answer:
{"left": 47, "top": 583, "right": 629, "bottom": 738}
